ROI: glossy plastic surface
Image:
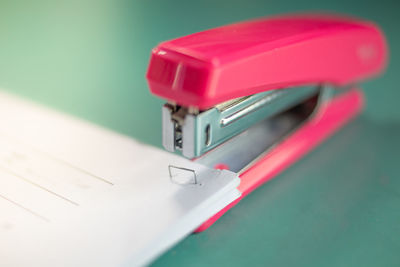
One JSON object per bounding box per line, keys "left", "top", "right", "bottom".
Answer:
{"left": 195, "top": 88, "right": 364, "bottom": 232}
{"left": 146, "top": 14, "right": 386, "bottom": 109}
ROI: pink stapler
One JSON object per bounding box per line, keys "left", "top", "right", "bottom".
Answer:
{"left": 146, "top": 14, "right": 387, "bottom": 231}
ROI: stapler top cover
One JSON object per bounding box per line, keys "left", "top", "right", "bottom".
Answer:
{"left": 146, "top": 14, "right": 387, "bottom": 109}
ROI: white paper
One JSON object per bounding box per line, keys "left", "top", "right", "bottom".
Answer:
{"left": 0, "top": 91, "right": 240, "bottom": 266}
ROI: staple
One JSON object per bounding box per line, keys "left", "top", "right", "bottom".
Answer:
{"left": 168, "top": 165, "right": 199, "bottom": 185}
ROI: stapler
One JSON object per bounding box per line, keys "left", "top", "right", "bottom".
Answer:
{"left": 146, "top": 14, "right": 387, "bottom": 231}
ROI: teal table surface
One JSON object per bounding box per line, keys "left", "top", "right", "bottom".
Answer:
{"left": 0, "top": 1, "right": 399, "bottom": 266}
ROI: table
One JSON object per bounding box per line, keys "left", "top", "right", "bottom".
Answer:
{"left": 0, "top": 1, "right": 399, "bottom": 266}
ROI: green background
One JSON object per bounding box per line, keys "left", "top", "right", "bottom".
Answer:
{"left": 0, "top": 1, "right": 399, "bottom": 266}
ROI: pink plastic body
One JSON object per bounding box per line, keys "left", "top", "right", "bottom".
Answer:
{"left": 146, "top": 14, "right": 386, "bottom": 109}
{"left": 195, "top": 88, "right": 364, "bottom": 232}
